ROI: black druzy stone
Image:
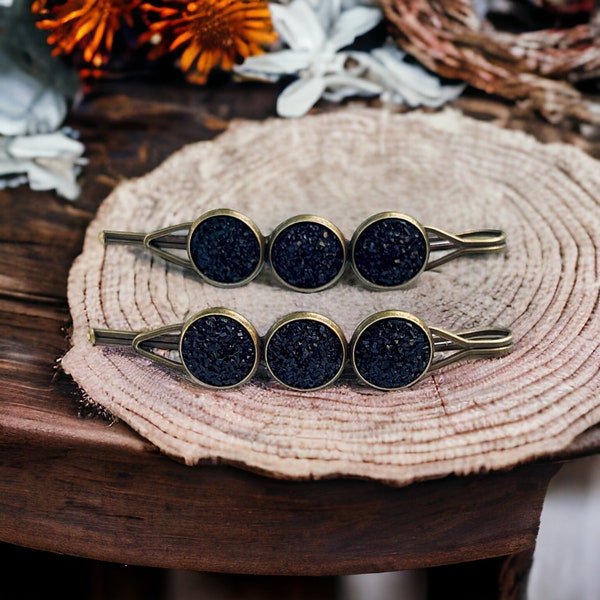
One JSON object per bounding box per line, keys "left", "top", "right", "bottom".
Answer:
{"left": 352, "top": 317, "right": 432, "bottom": 390}
{"left": 189, "top": 215, "right": 262, "bottom": 285}
{"left": 181, "top": 315, "right": 257, "bottom": 387}
{"left": 266, "top": 319, "right": 345, "bottom": 390}
{"left": 352, "top": 217, "right": 427, "bottom": 287}
{"left": 270, "top": 222, "right": 345, "bottom": 290}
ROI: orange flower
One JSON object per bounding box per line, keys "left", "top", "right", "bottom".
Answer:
{"left": 141, "top": 0, "right": 277, "bottom": 84}
{"left": 32, "top": 0, "right": 143, "bottom": 68}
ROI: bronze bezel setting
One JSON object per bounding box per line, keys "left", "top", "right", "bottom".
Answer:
{"left": 267, "top": 215, "right": 347, "bottom": 293}
{"left": 350, "top": 310, "right": 434, "bottom": 391}
{"left": 350, "top": 212, "right": 430, "bottom": 290}
{"left": 186, "top": 209, "right": 265, "bottom": 288}
{"left": 263, "top": 311, "right": 348, "bottom": 391}
{"left": 179, "top": 307, "right": 260, "bottom": 389}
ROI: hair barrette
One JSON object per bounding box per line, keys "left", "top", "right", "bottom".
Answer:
{"left": 89, "top": 308, "right": 513, "bottom": 391}
{"left": 100, "top": 209, "right": 506, "bottom": 292}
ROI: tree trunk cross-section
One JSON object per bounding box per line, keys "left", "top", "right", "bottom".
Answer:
{"left": 61, "top": 107, "right": 600, "bottom": 486}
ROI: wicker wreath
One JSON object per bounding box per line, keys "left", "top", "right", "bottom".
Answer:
{"left": 379, "top": 0, "right": 600, "bottom": 124}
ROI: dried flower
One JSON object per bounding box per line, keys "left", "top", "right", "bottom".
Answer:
{"left": 235, "top": 0, "right": 465, "bottom": 117}
{"left": 32, "top": 0, "right": 142, "bottom": 68}
{"left": 0, "top": 48, "right": 67, "bottom": 136}
{"left": 140, "top": 0, "right": 277, "bottom": 84}
{"left": 347, "top": 43, "right": 466, "bottom": 109}
{"left": 0, "top": 130, "right": 87, "bottom": 200}
{"left": 234, "top": 0, "right": 384, "bottom": 117}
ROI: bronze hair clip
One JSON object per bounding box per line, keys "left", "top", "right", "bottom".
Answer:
{"left": 100, "top": 209, "right": 506, "bottom": 292}
{"left": 89, "top": 309, "right": 513, "bottom": 391}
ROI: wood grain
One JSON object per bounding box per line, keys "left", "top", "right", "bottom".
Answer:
{"left": 0, "top": 430, "right": 560, "bottom": 575}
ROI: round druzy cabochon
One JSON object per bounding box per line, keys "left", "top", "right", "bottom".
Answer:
{"left": 269, "top": 216, "right": 346, "bottom": 291}
{"left": 351, "top": 311, "right": 433, "bottom": 390}
{"left": 188, "top": 210, "right": 264, "bottom": 286}
{"left": 180, "top": 310, "right": 259, "bottom": 388}
{"left": 351, "top": 213, "right": 428, "bottom": 288}
{"left": 265, "top": 313, "right": 347, "bottom": 390}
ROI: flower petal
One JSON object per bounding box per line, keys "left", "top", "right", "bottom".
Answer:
{"left": 327, "top": 6, "right": 382, "bottom": 52}
{"left": 236, "top": 49, "right": 312, "bottom": 77}
{"left": 0, "top": 50, "right": 67, "bottom": 136}
{"left": 269, "top": 1, "right": 325, "bottom": 51}
{"left": 26, "top": 158, "right": 81, "bottom": 200}
{"left": 321, "top": 72, "right": 383, "bottom": 101}
{"left": 276, "top": 76, "right": 327, "bottom": 118}
{"left": 0, "top": 130, "right": 86, "bottom": 200}
{"left": 307, "top": 0, "right": 342, "bottom": 34}
{"left": 370, "top": 45, "right": 466, "bottom": 107}
{"left": 9, "top": 131, "right": 85, "bottom": 159}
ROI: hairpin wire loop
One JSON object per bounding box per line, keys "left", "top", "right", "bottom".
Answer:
{"left": 429, "top": 326, "right": 514, "bottom": 371}
{"left": 101, "top": 223, "right": 194, "bottom": 270}
{"left": 425, "top": 227, "right": 506, "bottom": 271}
{"left": 100, "top": 230, "right": 146, "bottom": 246}
{"left": 88, "top": 328, "right": 136, "bottom": 346}
{"left": 89, "top": 323, "right": 185, "bottom": 371}
{"left": 132, "top": 323, "right": 186, "bottom": 371}
{"left": 144, "top": 223, "right": 193, "bottom": 269}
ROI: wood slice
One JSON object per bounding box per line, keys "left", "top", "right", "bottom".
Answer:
{"left": 62, "top": 107, "right": 600, "bottom": 486}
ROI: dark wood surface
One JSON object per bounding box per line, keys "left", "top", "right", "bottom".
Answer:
{"left": 1, "top": 77, "right": 599, "bottom": 588}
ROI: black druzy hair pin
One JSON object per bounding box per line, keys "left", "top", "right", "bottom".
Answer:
{"left": 349, "top": 212, "right": 507, "bottom": 289}
{"left": 100, "top": 208, "right": 506, "bottom": 292}
{"left": 89, "top": 309, "right": 513, "bottom": 392}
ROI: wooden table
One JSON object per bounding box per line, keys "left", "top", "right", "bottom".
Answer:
{"left": 2, "top": 79, "right": 599, "bottom": 599}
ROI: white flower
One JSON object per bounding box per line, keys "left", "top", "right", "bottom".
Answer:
{"left": 0, "top": 49, "right": 67, "bottom": 136}
{"left": 0, "top": 47, "right": 86, "bottom": 199}
{"left": 235, "top": 0, "right": 384, "bottom": 118}
{"left": 236, "top": 0, "right": 465, "bottom": 117}
{"left": 0, "top": 131, "right": 88, "bottom": 201}
{"left": 348, "top": 42, "right": 467, "bottom": 108}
